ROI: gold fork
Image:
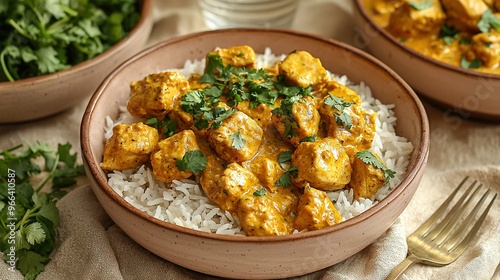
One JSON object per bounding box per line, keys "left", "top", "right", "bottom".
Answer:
{"left": 386, "top": 176, "right": 497, "bottom": 280}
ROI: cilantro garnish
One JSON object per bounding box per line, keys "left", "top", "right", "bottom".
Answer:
{"left": 0, "top": 142, "right": 84, "bottom": 279}
{"left": 180, "top": 90, "right": 234, "bottom": 130}
{"left": 230, "top": 132, "right": 246, "bottom": 150}
{"left": 355, "top": 150, "right": 395, "bottom": 182}
{"left": 277, "top": 151, "right": 293, "bottom": 164}
{"left": 408, "top": 0, "right": 433, "bottom": 10}
{"left": 299, "top": 135, "right": 317, "bottom": 143}
{"left": 324, "top": 94, "right": 354, "bottom": 129}
{"left": 0, "top": 0, "right": 140, "bottom": 81}
{"left": 460, "top": 57, "right": 483, "bottom": 69}
{"left": 145, "top": 117, "right": 178, "bottom": 137}
{"left": 176, "top": 150, "right": 207, "bottom": 175}
{"left": 439, "top": 26, "right": 460, "bottom": 45}
{"left": 274, "top": 151, "right": 297, "bottom": 187}
{"left": 275, "top": 166, "right": 298, "bottom": 188}
{"left": 477, "top": 9, "right": 500, "bottom": 33}
{"left": 253, "top": 188, "right": 266, "bottom": 197}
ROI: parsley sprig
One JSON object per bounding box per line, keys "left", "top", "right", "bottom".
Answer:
{"left": 0, "top": 142, "right": 84, "bottom": 279}
{"left": 355, "top": 150, "right": 395, "bottom": 182}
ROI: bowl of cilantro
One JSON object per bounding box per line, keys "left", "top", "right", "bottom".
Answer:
{"left": 0, "top": 0, "right": 153, "bottom": 123}
{"left": 353, "top": 0, "right": 500, "bottom": 121}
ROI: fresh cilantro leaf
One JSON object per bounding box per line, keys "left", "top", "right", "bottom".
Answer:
{"left": 25, "top": 222, "right": 47, "bottom": 245}
{"left": 199, "top": 53, "right": 224, "bottom": 84}
{"left": 460, "top": 57, "right": 482, "bottom": 69}
{"left": 439, "top": 25, "right": 459, "bottom": 45}
{"left": 274, "top": 166, "right": 298, "bottom": 188}
{"left": 17, "top": 251, "right": 50, "bottom": 280}
{"left": 176, "top": 150, "right": 207, "bottom": 175}
{"left": 277, "top": 151, "right": 293, "bottom": 164}
{"left": 408, "top": 0, "right": 433, "bottom": 10}
{"left": 146, "top": 117, "right": 178, "bottom": 137}
{"left": 324, "top": 94, "right": 354, "bottom": 129}
{"left": 0, "top": 142, "right": 83, "bottom": 279}
{"left": 477, "top": 9, "right": 500, "bottom": 33}
{"left": 300, "top": 134, "right": 317, "bottom": 143}
{"left": 211, "top": 107, "right": 235, "bottom": 129}
{"left": 355, "top": 151, "right": 395, "bottom": 182}
{"left": 0, "top": 0, "right": 140, "bottom": 81}
{"left": 230, "top": 132, "right": 246, "bottom": 150}
{"left": 459, "top": 37, "right": 472, "bottom": 45}
{"left": 253, "top": 188, "right": 266, "bottom": 197}
{"left": 36, "top": 197, "right": 60, "bottom": 227}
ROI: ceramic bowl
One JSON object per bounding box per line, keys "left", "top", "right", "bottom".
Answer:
{"left": 353, "top": 0, "right": 500, "bottom": 121}
{"left": 81, "top": 28, "right": 430, "bottom": 279}
{"left": 0, "top": 0, "right": 153, "bottom": 123}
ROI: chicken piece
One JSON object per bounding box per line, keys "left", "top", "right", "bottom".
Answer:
{"left": 101, "top": 122, "right": 159, "bottom": 171}
{"left": 349, "top": 152, "right": 387, "bottom": 199}
{"left": 245, "top": 157, "right": 284, "bottom": 192}
{"left": 207, "top": 110, "right": 263, "bottom": 163}
{"left": 441, "top": 0, "right": 489, "bottom": 32}
{"left": 372, "top": 0, "right": 405, "bottom": 15}
{"left": 150, "top": 130, "right": 201, "bottom": 184}
{"left": 236, "top": 101, "right": 275, "bottom": 128}
{"left": 267, "top": 185, "right": 299, "bottom": 219}
{"left": 279, "top": 50, "right": 329, "bottom": 89}
{"left": 168, "top": 90, "right": 194, "bottom": 132}
{"left": 127, "top": 71, "right": 190, "bottom": 119}
{"left": 293, "top": 186, "right": 342, "bottom": 231}
{"left": 271, "top": 96, "right": 321, "bottom": 147}
{"left": 470, "top": 31, "right": 500, "bottom": 68}
{"left": 388, "top": 0, "right": 446, "bottom": 38}
{"left": 318, "top": 89, "right": 377, "bottom": 157}
{"left": 237, "top": 192, "right": 294, "bottom": 236}
{"left": 208, "top": 45, "right": 257, "bottom": 69}
{"left": 208, "top": 163, "right": 261, "bottom": 212}
{"left": 291, "top": 137, "right": 351, "bottom": 191}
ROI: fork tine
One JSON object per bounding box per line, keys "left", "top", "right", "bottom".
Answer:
{"left": 428, "top": 180, "right": 482, "bottom": 243}
{"left": 442, "top": 190, "right": 497, "bottom": 254}
{"left": 414, "top": 177, "right": 468, "bottom": 236}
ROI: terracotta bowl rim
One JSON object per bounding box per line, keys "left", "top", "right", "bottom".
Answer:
{"left": 81, "top": 28, "right": 430, "bottom": 242}
{"left": 353, "top": 0, "right": 500, "bottom": 80}
{"left": 0, "top": 0, "right": 153, "bottom": 89}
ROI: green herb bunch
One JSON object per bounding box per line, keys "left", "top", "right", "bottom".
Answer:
{"left": 0, "top": 142, "right": 84, "bottom": 279}
{"left": 0, "top": 0, "right": 140, "bottom": 82}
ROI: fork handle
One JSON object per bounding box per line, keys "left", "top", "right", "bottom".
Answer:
{"left": 385, "top": 254, "right": 421, "bottom": 280}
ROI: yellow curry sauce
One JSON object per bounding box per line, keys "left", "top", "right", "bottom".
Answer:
{"left": 363, "top": 0, "right": 500, "bottom": 74}
{"left": 101, "top": 46, "right": 393, "bottom": 236}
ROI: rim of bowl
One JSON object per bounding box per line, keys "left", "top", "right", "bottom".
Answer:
{"left": 353, "top": 0, "right": 500, "bottom": 80}
{"left": 0, "top": 0, "right": 153, "bottom": 89}
{"left": 81, "top": 28, "right": 430, "bottom": 242}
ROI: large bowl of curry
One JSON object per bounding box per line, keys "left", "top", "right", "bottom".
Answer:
{"left": 354, "top": 0, "right": 500, "bottom": 121}
{"left": 81, "top": 28, "right": 429, "bottom": 279}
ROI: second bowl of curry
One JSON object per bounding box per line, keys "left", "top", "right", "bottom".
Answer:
{"left": 354, "top": 0, "right": 500, "bottom": 121}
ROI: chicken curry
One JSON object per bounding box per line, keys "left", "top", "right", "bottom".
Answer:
{"left": 101, "top": 46, "right": 395, "bottom": 236}
{"left": 364, "top": 0, "right": 500, "bottom": 74}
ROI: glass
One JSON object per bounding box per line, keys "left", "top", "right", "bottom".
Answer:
{"left": 197, "top": 0, "right": 299, "bottom": 29}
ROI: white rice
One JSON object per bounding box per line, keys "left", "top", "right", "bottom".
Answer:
{"left": 105, "top": 48, "right": 414, "bottom": 235}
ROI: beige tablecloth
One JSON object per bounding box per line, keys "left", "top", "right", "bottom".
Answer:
{"left": 1, "top": 1, "right": 499, "bottom": 279}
